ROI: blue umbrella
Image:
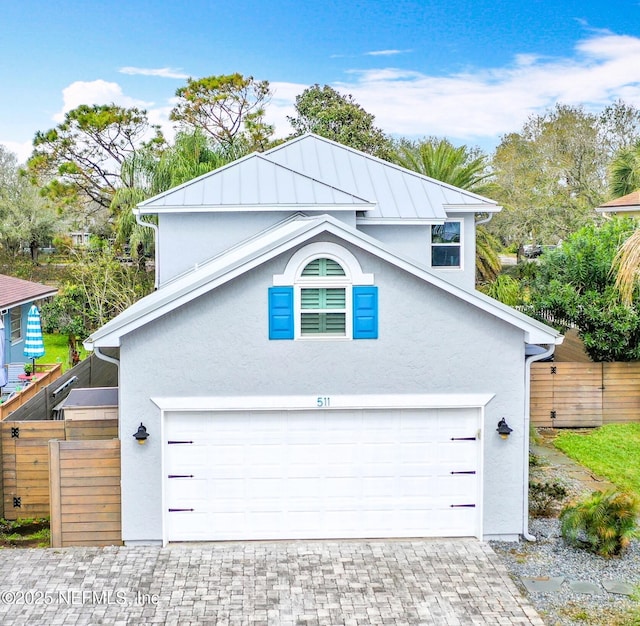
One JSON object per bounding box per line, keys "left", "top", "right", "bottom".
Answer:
{"left": 24, "top": 305, "right": 45, "bottom": 372}
{"left": 0, "top": 318, "right": 7, "bottom": 388}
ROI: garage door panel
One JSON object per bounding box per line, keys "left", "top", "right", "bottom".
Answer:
{"left": 164, "top": 406, "right": 481, "bottom": 541}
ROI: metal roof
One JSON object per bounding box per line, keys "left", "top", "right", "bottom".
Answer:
{"left": 136, "top": 134, "right": 500, "bottom": 220}
{"left": 263, "top": 134, "right": 500, "bottom": 220}
{"left": 85, "top": 214, "right": 560, "bottom": 349}
{"left": 138, "top": 152, "right": 375, "bottom": 213}
{"left": 0, "top": 274, "right": 58, "bottom": 310}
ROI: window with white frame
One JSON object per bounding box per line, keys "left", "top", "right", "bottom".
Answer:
{"left": 10, "top": 308, "right": 21, "bottom": 344}
{"left": 431, "top": 221, "right": 461, "bottom": 268}
{"left": 300, "top": 258, "right": 347, "bottom": 336}
{"left": 269, "top": 243, "right": 378, "bottom": 341}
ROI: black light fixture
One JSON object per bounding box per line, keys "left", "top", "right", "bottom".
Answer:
{"left": 134, "top": 423, "right": 149, "bottom": 445}
{"left": 496, "top": 418, "right": 513, "bottom": 439}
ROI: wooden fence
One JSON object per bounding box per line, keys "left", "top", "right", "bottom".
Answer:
{"left": 49, "top": 439, "right": 122, "bottom": 548}
{"left": 1, "top": 353, "right": 118, "bottom": 422}
{"left": 0, "top": 364, "right": 62, "bottom": 421}
{"left": 0, "top": 417, "right": 117, "bottom": 520}
{"left": 531, "top": 361, "right": 640, "bottom": 427}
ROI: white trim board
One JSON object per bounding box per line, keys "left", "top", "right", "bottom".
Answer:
{"left": 151, "top": 393, "right": 496, "bottom": 412}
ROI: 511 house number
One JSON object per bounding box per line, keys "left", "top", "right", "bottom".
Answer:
{"left": 316, "top": 397, "right": 331, "bottom": 407}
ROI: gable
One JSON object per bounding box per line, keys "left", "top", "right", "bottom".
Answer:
{"left": 85, "top": 215, "right": 560, "bottom": 350}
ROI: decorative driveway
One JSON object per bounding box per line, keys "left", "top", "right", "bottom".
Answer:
{"left": 0, "top": 539, "right": 544, "bottom": 625}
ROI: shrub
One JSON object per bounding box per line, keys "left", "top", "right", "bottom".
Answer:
{"left": 529, "top": 480, "right": 568, "bottom": 517}
{"left": 560, "top": 489, "right": 640, "bottom": 557}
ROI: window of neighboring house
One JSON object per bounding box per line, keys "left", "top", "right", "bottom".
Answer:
{"left": 10, "top": 308, "right": 22, "bottom": 344}
{"left": 269, "top": 243, "right": 378, "bottom": 341}
{"left": 431, "top": 221, "right": 461, "bottom": 268}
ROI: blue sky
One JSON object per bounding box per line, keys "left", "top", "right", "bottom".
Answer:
{"left": 2, "top": 0, "right": 640, "bottom": 163}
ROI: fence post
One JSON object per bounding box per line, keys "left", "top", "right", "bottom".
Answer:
{"left": 48, "top": 440, "right": 62, "bottom": 548}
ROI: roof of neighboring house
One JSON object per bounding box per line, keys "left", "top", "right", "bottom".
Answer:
{"left": 85, "top": 214, "right": 561, "bottom": 350}
{"left": 596, "top": 190, "right": 640, "bottom": 212}
{"left": 137, "top": 134, "right": 501, "bottom": 222}
{"left": 0, "top": 274, "right": 58, "bottom": 310}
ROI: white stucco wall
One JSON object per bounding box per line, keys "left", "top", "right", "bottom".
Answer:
{"left": 358, "top": 214, "right": 477, "bottom": 291}
{"left": 118, "top": 236, "right": 526, "bottom": 543}
{"left": 157, "top": 211, "right": 358, "bottom": 284}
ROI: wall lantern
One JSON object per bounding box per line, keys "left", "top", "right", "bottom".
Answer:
{"left": 496, "top": 418, "right": 513, "bottom": 440}
{"left": 133, "top": 423, "right": 149, "bottom": 445}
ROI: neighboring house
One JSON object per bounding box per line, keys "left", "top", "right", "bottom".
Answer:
{"left": 596, "top": 190, "right": 640, "bottom": 217}
{"left": 85, "top": 134, "right": 562, "bottom": 546}
{"left": 0, "top": 274, "right": 57, "bottom": 367}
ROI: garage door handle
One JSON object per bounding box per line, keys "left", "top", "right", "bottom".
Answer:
{"left": 168, "top": 474, "right": 194, "bottom": 478}
{"left": 450, "top": 470, "right": 476, "bottom": 475}
{"left": 168, "top": 440, "right": 194, "bottom": 444}
{"left": 450, "top": 437, "right": 476, "bottom": 441}
{"left": 450, "top": 504, "right": 476, "bottom": 508}
{"left": 168, "top": 508, "right": 195, "bottom": 512}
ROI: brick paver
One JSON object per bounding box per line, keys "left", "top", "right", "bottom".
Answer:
{"left": 0, "top": 539, "right": 545, "bottom": 625}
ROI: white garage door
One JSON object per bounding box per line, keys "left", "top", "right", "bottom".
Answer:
{"left": 164, "top": 407, "right": 481, "bottom": 541}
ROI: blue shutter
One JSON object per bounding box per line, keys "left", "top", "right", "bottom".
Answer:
{"left": 268, "top": 287, "right": 294, "bottom": 339}
{"left": 352, "top": 286, "right": 378, "bottom": 339}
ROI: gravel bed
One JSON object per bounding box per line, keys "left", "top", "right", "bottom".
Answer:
{"left": 490, "top": 439, "right": 640, "bottom": 625}
{"left": 491, "top": 516, "right": 640, "bottom": 625}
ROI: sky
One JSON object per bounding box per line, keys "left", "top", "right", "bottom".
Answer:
{"left": 2, "top": 0, "right": 640, "bottom": 164}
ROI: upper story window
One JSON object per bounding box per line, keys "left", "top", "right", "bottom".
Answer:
{"left": 10, "top": 307, "right": 22, "bottom": 344}
{"left": 300, "top": 258, "right": 347, "bottom": 337}
{"left": 269, "top": 242, "right": 378, "bottom": 341}
{"left": 431, "top": 221, "right": 461, "bottom": 268}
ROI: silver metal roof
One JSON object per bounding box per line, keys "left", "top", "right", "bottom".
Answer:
{"left": 138, "top": 153, "right": 375, "bottom": 213}
{"left": 137, "top": 134, "right": 500, "bottom": 220}
{"left": 264, "top": 134, "right": 500, "bottom": 220}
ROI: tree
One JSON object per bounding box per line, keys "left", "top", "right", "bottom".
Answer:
{"left": 490, "top": 103, "right": 640, "bottom": 248}
{"left": 389, "top": 136, "right": 500, "bottom": 284}
{"left": 27, "top": 104, "right": 164, "bottom": 213}
{"left": 0, "top": 146, "right": 56, "bottom": 260}
{"left": 170, "top": 74, "right": 273, "bottom": 151}
{"left": 391, "top": 137, "right": 492, "bottom": 194}
{"left": 526, "top": 218, "right": 640, "bottom": 361}
{"left": 110, "top": 130, "right": 247, "bottom": 259}
{"left": 608, "top": 140, "right": 640, "bottom": 198}
{"left": 288, "top": 84, "right": 392, "bottom": 158}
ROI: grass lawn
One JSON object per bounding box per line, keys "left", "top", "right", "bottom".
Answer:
{"left": 41, "top": 334, "right": 88, "bottom": 372}
{"left": 554, "top": 423, "right": 640, "bottom": 498}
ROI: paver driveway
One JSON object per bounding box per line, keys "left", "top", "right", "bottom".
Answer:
{"left": 0, "top": 539, "right": 544, "bottom": 625}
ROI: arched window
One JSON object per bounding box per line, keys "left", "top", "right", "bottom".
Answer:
{"left": 299, "top": 258, "right": 348, "bottom": 336}
{"left": 269, "top": 243, "right": 378, "bottom": 340}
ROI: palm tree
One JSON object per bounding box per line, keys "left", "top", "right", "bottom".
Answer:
{"left": 391, "top": 137, "right": 501, "bottom": 283}
{"left": 609, "top": 141, "right": 640, "bottom": 198}
{"left": 391, "top": 137, "right": 493, "bottom": 195}
{"left": 608, "top": 141, "right": 640, "bottom": 305}
{"left": 111, "top": 130, "right": 249, "bottom": 256}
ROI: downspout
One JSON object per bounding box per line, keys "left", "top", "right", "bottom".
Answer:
{"left": 522, "top": 343, "right": 556, "bottom": 541}
{"left": 134, "top": 209, "right": 159, "bottom": 290}
{"left": 475, "top": 212, "right": 494, "bottom": 226}
{"left": 94, "top": 346, "right": 120, "bottom": 368}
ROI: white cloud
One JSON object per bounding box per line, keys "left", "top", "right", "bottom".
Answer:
{"left": 332, "top": 32, "right": 640, "bottom": 146}
{"left": 0, "top": 140, "right": 33, "bottom": 165}
{"left": 365, "top": 49, "right": 411, "bottom": 57}
{"left": 53, "top": 80, "right": 154, "bottom": 122}
{"left": 119, "top": 66, "right": 190, "bottom": 79}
